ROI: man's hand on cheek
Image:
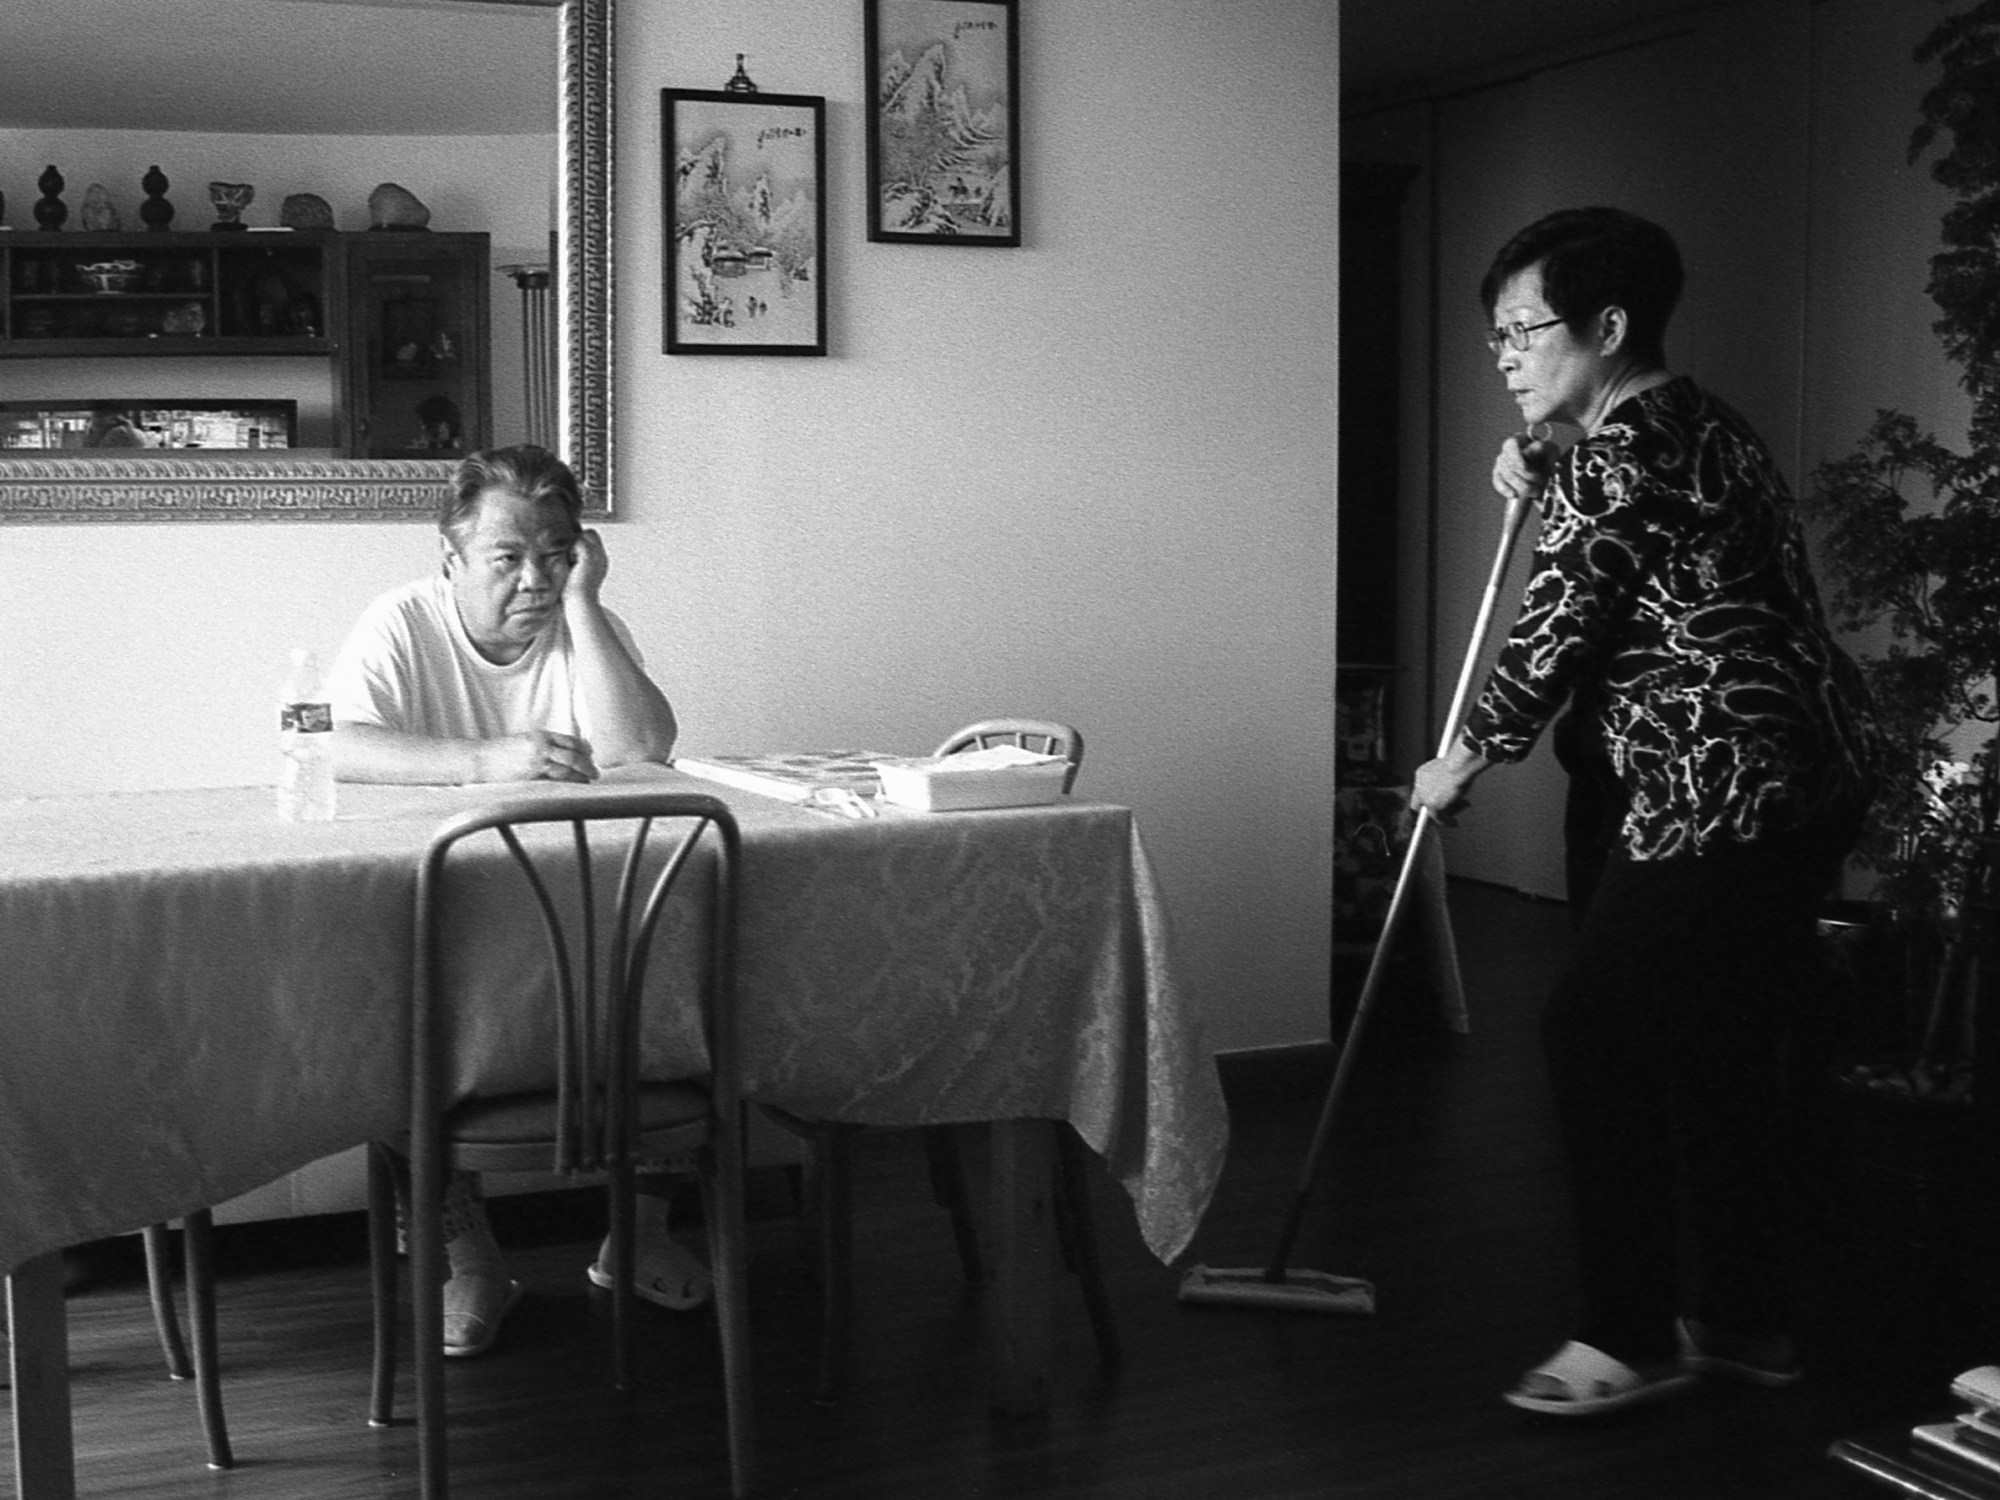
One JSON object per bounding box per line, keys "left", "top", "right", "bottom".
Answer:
{"left": 568, "top": 528, "right": 609, "bottom": 603}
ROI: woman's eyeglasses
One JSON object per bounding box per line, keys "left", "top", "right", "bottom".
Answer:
{"left": 1483, "top": 316, "right": 1565, "bottom": 354}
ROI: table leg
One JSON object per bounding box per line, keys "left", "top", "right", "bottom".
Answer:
{"left": 986, "top": 1120, "right": 1055, "bottom": 1414}
{"left": 7, "top": 1251, "right": 76, "bottom": 1500}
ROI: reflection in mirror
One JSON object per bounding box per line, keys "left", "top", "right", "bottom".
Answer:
{"left": 0, "top": 0, "right": 613, "bottom": 520}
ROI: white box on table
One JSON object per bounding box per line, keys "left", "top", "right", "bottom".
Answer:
{"left": 875, "top": 746, "right": 1070, "bottom": 811}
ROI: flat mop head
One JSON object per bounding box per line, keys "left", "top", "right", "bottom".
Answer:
{"left": 1177, "top": 1263, "right": 1377, "bottom": 1314}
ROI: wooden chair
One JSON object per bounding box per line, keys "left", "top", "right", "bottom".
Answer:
{"left": 365, "top": 791, "right": 753, "bottom": 1500}
{"left": 784, "top": 719, "right": 1119, "bottom": 1402}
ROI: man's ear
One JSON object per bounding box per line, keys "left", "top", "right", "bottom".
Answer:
{"left": 438, "top": 533, "right": 457, "bottom": 577}
{"left": 1597, "top": 304, "right": 1630, "bottom": 356}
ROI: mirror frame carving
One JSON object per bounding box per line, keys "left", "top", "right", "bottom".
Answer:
{"left": 0, "top": 0, "right": 613, "bottom": 522}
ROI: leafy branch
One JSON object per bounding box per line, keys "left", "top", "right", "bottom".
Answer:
{"left": 1805, "top": 0, "right": 2000, "bottom": 925}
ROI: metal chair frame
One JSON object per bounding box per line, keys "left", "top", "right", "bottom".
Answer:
{"left": 140, "top": 1213, "right": 231, "bottom": 1469}
{"left": 367, "top": 791, "right": 752, "bottom": 1500}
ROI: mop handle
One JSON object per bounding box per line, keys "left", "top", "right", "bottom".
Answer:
{"left": 1432, "top": 441, "right": 1543, "bottom": 760}
{"left": 1261, "top": 446, "right": 1544, "bottom": 1280}
{"left": 1318, "top": 474, "right": 1535, "bottom": 1161}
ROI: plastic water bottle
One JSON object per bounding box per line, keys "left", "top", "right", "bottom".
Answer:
{"left": 277, "top": 648, "right": 337, "bottom": 822}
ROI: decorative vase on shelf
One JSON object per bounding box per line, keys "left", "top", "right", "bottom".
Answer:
{"left": 140, "top": 166, "right": 174, "bottom": 231}
{"left": 207, "top": 181, "right": 253, "bottom": 231}
{"left": 34, "top": 166, "right": 67, "bottom": 231}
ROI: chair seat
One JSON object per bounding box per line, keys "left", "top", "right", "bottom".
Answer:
{"left": 446, "top": 1081, "right": 710, "bottom": 1157}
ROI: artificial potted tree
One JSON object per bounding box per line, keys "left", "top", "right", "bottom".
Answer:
{"left": 1806, "top": 0, "right": 2000, "bottom": 1104}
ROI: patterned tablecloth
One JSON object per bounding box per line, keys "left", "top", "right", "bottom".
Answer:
{"left": 0, "top": 769, "right": 1227, "bottom": 1274}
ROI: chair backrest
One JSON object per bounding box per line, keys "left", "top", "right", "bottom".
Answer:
{"left": 933, "top": 718, "right": 1084, "bottom": 794}
{"left": 410, "top": 791, "right": 739, "bottom": 1176}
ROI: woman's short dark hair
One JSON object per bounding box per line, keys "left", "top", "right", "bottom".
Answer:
{"left": 439, "top": 445, "right": 582, "bottom": 546}
{"left": 1480, "top": 207, "right": 1684, "bottom": 364}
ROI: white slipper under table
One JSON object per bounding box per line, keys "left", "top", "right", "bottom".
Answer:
{"left": 1504, "top": 1339, "right": 1696, "bottom": 1416}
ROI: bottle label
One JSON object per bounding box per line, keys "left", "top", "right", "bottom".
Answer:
{"left": 281, "top": 702, "right": 333, "bottom": 733}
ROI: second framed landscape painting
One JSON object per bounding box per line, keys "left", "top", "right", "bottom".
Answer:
{"left": 662, "top": 88, "right": 828, "bottom": 354}
{"left": 865, "top": 0, "right": 1020, "bottom": 244}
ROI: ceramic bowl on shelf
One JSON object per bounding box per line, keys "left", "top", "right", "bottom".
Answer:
{"left": 75, "top": 260, "right": 142, "bottom": 294}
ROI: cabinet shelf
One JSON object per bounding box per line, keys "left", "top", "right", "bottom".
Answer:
{"left": 0, "top": 229, "right": 488, "bottom": 458}
{"left": 0, "top": 335, "right": 334, "bottom": 358}
{"left": 15, "top": 293, "right": 207, "bottom": 303}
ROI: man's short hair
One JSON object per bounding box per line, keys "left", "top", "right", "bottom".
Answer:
{"left": 440, "top": 445, "right": 583, "bottom": 547}
{"left": 1479, "top": 207, "right": 1684, "bottom": 366}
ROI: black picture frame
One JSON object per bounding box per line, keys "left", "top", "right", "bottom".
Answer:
{"left": 662, "top": 88, "right": 828, "bottom": 355}
{"left": 864, "top": 0, "right": 1020, "bottom": 245}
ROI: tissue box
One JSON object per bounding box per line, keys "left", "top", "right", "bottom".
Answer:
{"left": 876, "top": 746, "right": 1070, "bottom": 811}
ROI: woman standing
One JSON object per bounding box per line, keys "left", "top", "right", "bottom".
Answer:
{"left": 1412, "top": 207, "right": 1877, "bottom": 1415}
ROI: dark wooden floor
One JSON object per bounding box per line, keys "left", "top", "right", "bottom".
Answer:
{"left": 7, "top": 881, "right": 1995, "bottom": 1498}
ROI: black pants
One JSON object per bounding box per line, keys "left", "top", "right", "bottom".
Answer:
{"left": 1546, "top": 748, "right": 1856, "bottom": 1364}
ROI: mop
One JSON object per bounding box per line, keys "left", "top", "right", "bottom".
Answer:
{"left": 1179, "top": 464, "right": 1540, "bottom": 1314}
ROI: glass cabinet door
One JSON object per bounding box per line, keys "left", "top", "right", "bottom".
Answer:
{"left": 338, "top": 232, "right": 490, "bottom": 459}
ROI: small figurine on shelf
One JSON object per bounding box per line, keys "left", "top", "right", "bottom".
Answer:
{"left": 414, "top": 394, "right": 463, "bottom": 450}
{"left": 139, "top": 166, "right": 174, "bottom": 231}
{"left": 162, "top": 302, "right": 206, "bottom": 336}
{"left": 280, "top": 192, "right": 334, "bottom": 230}
{"left": 723, "top": 53, "right": 758, "bottom": 92}
{"left": 207, "top": 180, "right": 253, "bottom": 231}
{"left": 80, "top": 184, "right": 121, "bottom": 232}
{"left": 34, "top": 166, "right": 67, "bottom": 231}
{"left": 367, "top": 182, "right": 430, "bottom": 230}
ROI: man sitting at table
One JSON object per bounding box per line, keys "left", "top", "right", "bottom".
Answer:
{"left": 328, "top": 443, "right": 706, "bottom": 1357}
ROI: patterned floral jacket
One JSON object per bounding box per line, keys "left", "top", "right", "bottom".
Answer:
{"left": 1462, "top": 376, "right": 1877, "bottom": 860}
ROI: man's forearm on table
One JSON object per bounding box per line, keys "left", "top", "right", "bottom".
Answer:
{"left": 333, "top": 723, "right": 488, "bottom": 784}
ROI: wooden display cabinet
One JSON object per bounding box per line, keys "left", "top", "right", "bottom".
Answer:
{"left": 337, "top": 232, "right": 491, "bottom": 459}
{"left": 0, "top": 229, "right": 491, "bottom": 458}
{"left": 0, "top": 230, "right": 335, "bottom": 355}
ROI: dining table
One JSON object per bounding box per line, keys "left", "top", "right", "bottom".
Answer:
{"left": 0, "top": 767, "right": 1229, "bottom": 1499}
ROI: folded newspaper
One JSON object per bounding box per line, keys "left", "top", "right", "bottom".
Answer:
{"left": 673, "top": 751, "right": 895, "bottom": 803}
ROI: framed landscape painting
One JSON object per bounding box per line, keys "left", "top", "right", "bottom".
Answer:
{"left": 864, "top": 0, "right": 1020, "bottom": 245}
{"left": 662, "top": 88, "right": 828, "bottom": 354}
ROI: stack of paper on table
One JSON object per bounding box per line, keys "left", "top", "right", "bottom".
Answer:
{"left": 1910, "top": 1366, "right": 2000, "bottom": 1479}
{"left": 875, "top": 745, "right": 1070, "bottom": 811}
{"left": 673, "top": 751, "right": 895, "bottom": 803}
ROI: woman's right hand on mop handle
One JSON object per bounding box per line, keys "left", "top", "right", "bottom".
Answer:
{"left": 1409, "top": 737, "right": 1492, "bottom": 826}
{"left": 1492, "top": 427, "right": 1558, "bottom": 506}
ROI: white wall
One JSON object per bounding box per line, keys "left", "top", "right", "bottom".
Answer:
{"left": 0, "top": 0, "right": 1341, "bottom": 1057}
{"left": 1345, "top": 0, "right": 1962, "bottom": 898}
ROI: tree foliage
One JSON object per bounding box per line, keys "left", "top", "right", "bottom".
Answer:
{"left": 1806, "top": 0, "right": 2000, "bottom": 918}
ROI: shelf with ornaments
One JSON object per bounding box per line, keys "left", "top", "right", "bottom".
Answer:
{"left": 0, "top": 231, "right": 337, "bottom": 357}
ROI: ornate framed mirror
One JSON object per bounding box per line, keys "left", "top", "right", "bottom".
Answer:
{"left": 0, "top": 0, "right": 613, "bottom": 521}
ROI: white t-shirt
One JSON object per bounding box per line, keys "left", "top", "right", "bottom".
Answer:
{"left": 328, "top": 573, "right": 641, "bottom": 743}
